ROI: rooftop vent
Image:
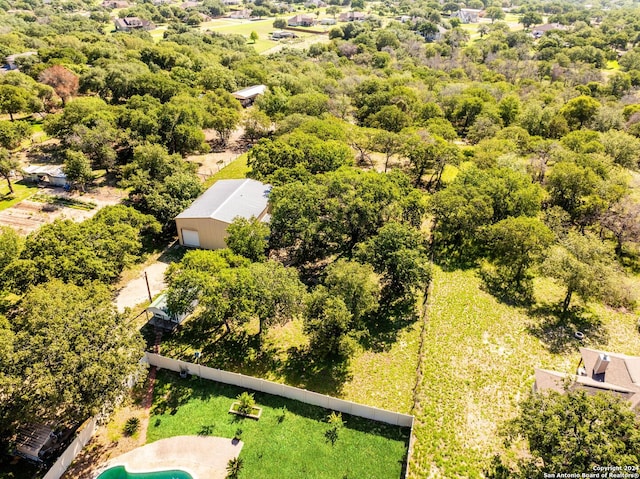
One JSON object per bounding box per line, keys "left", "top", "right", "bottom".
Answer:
{"left": 593, "top": 353, "right": 610, "bottom": 375}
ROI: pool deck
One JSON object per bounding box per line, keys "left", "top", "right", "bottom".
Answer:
{"left": 97, "top": 436, "right": 243, "bottom": 479}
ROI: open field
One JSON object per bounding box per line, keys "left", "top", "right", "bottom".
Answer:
{"left": 199, "top": 17, "right": 322, "bottom": 53}
{"left": 409, "top": 267, "right": 640, "bottom": 478}
{"left": 148, "top": 370, "right": 411, "bottom": 479}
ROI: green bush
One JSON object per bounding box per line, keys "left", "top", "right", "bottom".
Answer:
{"left": 236, "top": 392, "right": 256, "bottom": 415}
{"left": 123, "top": 417, "right": 140, "bottom": 436}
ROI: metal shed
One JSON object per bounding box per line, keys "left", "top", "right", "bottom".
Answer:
{"left": 147, "top": 293, "right": 194, "bottom": 330}
{"left": 23, "top": 165, "right": 68, "bottom": 187}
{"left": 175, "top": 179, "right": 271, "bottom": 250}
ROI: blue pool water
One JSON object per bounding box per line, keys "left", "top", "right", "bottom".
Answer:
{"left": 97, "top": 466, "right": 194, "bottom": 479}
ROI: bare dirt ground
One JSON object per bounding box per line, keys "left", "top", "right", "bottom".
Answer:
{"left": 0, "top": 185, "right": 126, "bottom": 235}
{"left": 188, "top": 127, "right": 248, "bottom": 181}
{"left": 61, "top": 399, "right": 150, "bottom": 479}
{"left": 115, "top": 261, "right": 170, "bottom": 313}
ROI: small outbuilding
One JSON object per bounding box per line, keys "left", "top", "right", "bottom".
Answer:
{"left": 175, "top": 178, "right": 271, "bottom": 250}
{"left": 15, "top": 424, "right": 55, "bottom": 463}
{"left": 23, "top": 165, "right": 68, "bottom": 187}
{"left": 147, "top": 293, "right": 194, "bottom": 330}
{"left": 232, "top": 84, "right": 267, "bottom": 107}
{"left": 272, "top": 30, "right": 297, "bottom": 39}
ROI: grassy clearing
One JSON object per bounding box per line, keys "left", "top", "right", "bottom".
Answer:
{"left": 606, "top": 60, "right": 620, "bottom": 70}
{"left": 159, "top": 308, "right": 421, "bottom": 413}
{"left": 203, "top": 154, "right": 249, "bottom": 187}
{"left": 0, "top": 181, "right": 37, "bottom": 211}
{"left": 199, "top": 17, "right": 329, "bottom": 53}
{"left": 342, "top": 320, "right": 421, "bottom": 414}
{"left": 148, "top": 370, "right": 410, "bottom": 479}
{"left": 409, "top": 267, "right": 640, "bottom": 478}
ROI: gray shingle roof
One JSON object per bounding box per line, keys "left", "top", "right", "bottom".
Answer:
{"left": 175, "top": 179, "right": 271, "bottom": 223}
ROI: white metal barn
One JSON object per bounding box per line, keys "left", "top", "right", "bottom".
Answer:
{"left": 175, "top": 178, "right": 271, "bottom": 250}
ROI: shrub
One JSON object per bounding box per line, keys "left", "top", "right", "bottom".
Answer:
{"left": 226, "top": 457, "right": 244, "bottom": 479}
{"left": 123, "top": 417, "right": 140, "bottom": 436}
{"left": 325, "top": 411, "right": 344, "bottom": 446}
{"left": 236, "top": 392, "right": 256, "bottom": 415}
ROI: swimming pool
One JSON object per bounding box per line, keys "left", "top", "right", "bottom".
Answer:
{"left": 97, "top": 466, "right": 194, "bottom": 479}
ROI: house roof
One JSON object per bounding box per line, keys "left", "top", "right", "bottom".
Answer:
{"left": 23, "top": 165, "right": 66, "bottom": 179}
{"left": 289, "top": 14, "right": 315, "bottom": 22}
{"left": 114, "top": 16, "right": 152, "bottom": 28}
{"left": 535, "top": 348, "right": 640, "bottom": 411}
{"left": 149, "top": 293, "right": 169, "bottom": 311}
{"left": 175, "top": 179, "right": 271, "bottom": 223}
{"left": 533, "top": 23, "right": 564, "bottom": 32}
{"left": 232, "top": 84, "right": 267, "bottom": 100}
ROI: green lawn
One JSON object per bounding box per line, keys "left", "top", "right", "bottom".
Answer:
{"left": 0, "top": 181, "right": 38, "bottom": 212}
{"left": 148, "top": 370, "right": 410, "bottom": 479}
{"left": 409, "top": 267, "right": 640, "bottom": 478}
{"left": 203, "top": 154, "right": 249, "bottom": 188}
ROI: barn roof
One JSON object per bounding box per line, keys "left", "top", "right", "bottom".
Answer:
{"left": 232, "top": 85, "right": 267, "bottom": 101}
{"left": 175, "top": 179, "right": 271, "bottom": 223}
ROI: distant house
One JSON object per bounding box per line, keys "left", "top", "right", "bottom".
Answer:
{"left": 422, "top": 24, "right": 447, "bottom": 42}
{"left": 147, "top": 293, "right": 195, "bottom": 330}
{"left": 271, "top": 30, "right": 297, "bottom": 39}
{"left": 179, "top": 0, "right": 200, "bottom": 8}
{"left": 319, "top": 17, "right": 336, "bottom": 25}
{"left": 535, "top": 348, "right": 640, "bottom": 412}
{"left": 222, "top": 0, "right": 240, "bottom": 4}
{"left": 452, "top": 8, "right": 481, "bottom": 23}
{"left": 288, "top": 14, "right": 316, "bottom": 27}
{"left": 305, "top": 0, "right": 326, "bottom": 7}
{"left": 23, "top": 165, "right": 68, "bottom": 187}
{"left": 4, "top": 51, "right": 38, "bottom": 71}
{"left": 531, "top": 23, "right": 565, "bottom": 39}
{"left": 398, "top": 15, "right": 420, "bottom": 23}
{"left": 232, "top": 84, "right": 267, "bottom": 107}
{"left": 101, "top": 0, "right": 129, "bottom": 8}
{"left": 114, "top": 17, "right": 155, "bottom": 31}
{"left": 229, "top": 8, "right": 251, "bottom": 19}
{"left": 175, "top": 179, "right": 271, "bottom": 250}
{"left": 338, "top": 11, "right": 366, "bottom": 22}
{"left": 274, "top": 2, "right": 294, "bottom": 12}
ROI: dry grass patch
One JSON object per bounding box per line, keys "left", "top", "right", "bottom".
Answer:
{"left": 409, "top": 267, "right": 640, "bottom": 478}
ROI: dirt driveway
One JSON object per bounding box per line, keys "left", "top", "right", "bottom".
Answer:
{"left": 115, "top": 261, "right": 170, "bottom": 313}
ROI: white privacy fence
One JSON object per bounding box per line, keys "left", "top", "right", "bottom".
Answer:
{"left": 42, "top": 416, "right": 99, "bottom": 479}
{"left": 146, "top": 353, "right": 415, "bottom": 428}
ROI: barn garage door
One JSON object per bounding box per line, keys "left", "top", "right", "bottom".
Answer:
{"left": 182, "top": 229, "right": 200, "bottom": 247}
